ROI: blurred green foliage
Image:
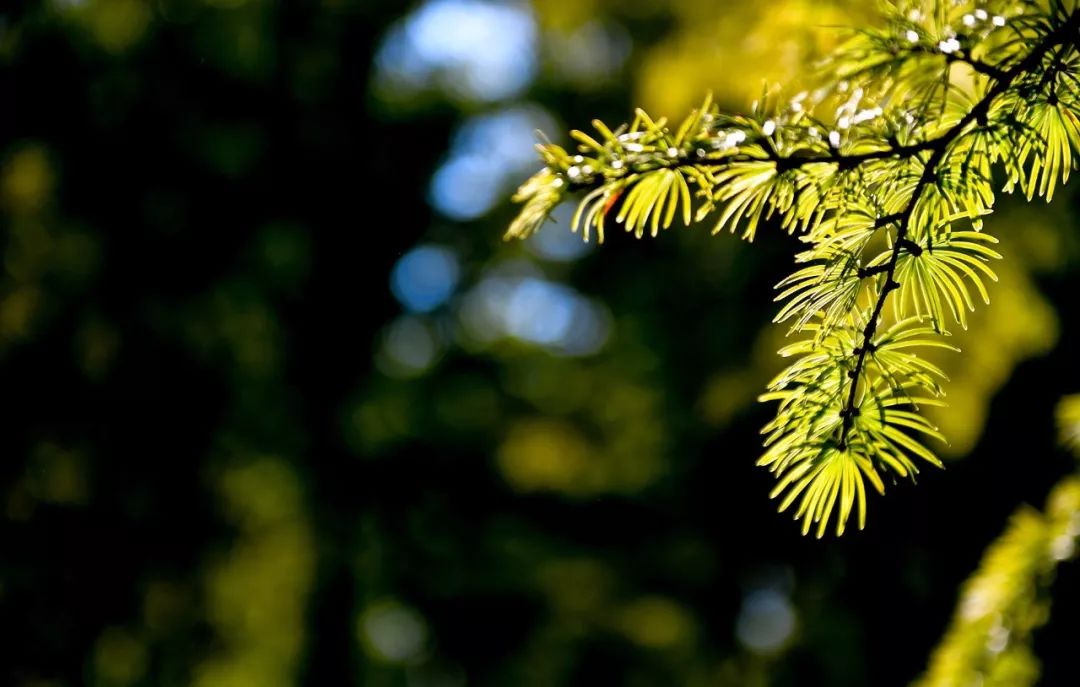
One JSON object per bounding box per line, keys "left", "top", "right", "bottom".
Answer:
{"left": 915, "top": 412, "right": 1080, "bottom": 687}
{"left": 2, "top": 0, "right": 1080, "bottom": 685}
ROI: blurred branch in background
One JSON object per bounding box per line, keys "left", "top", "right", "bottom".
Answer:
{"left": 916, "top": 403, "right": 1080, "bottom": 687}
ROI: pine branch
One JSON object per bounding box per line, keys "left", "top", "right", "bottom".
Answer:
{"left": 506, "top": 0, "right": 1080, "bottom": 535}
{"left": 838, "top": 7, "right": 1080, "bottom": 447}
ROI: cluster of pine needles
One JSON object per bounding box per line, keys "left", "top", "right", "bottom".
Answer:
{"left": 505, "top": 0, "right": 1080, "bottom": 536}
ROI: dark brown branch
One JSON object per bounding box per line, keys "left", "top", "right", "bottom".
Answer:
{"left": 897, "top": 238, "right": 923, "bottom": 257}
{"left": 767, "top": 141, "right": 935, "bottom": 172}
{"left": 857, "top": 264, "right": 890, "bottom": 279}
{"left": 561, "top": 131, "right": 938, "bottom": 192}
{"left": 963, "top": 57, "right": 1009, "bottom": 82}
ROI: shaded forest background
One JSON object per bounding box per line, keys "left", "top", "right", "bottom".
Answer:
{"left": 2, "top": 0, "right": 1080, "bottom": 685}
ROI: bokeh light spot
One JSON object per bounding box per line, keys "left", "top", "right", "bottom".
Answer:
{"left": 377, "top": 316, "right": 441, "bottom": 378}
{"left": 545, "top": 20, "right": 631, "bottom": 89}
{"left": 496, "top": 418, "right": 592, "bottom": 493}
{"left": 525, "top": 204, "right": 593, "bottom": 262}
{"left": 735, "top": 589, "right": 796, "bottom": 654}
{"left": 358, "top": 600, "right": 428, "bottom": 664}
{"left": 58, "top": 0, "right": 152, "bottom": 54}
{"left": 616, "top": 597, "right": 696, "bottom": 649}
{"left": 429, "top": 105, "right": 556, "bottom": 220}
{"left": 374, "top": 0, "right": 537, "bottom": 104}
{"left": 1, "top": 144, "right": 53, "bottom": 214}
{"left": 93, "top": 627, "right": 148, "bottom": 686}
{"left": 458, "top": 264, "right": 609, "bottom": 356}
{"left": 390, "top": 245, "right": 461, "bottom": 313}
{"left": 428, "top": 155, "right": 505, "bottom": 221}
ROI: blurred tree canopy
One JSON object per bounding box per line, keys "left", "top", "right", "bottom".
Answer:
{"left": 2, "top": 0, "right": 1080, "bottom": 686}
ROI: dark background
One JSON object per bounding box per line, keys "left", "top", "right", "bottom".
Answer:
{"left": 2, "top": 0, "right": 1080, "bottom": 685}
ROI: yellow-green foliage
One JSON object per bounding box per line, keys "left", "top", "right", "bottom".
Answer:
{"left": 192, "top": 458, "right": 314, "bottom": 687}
{"left": 505, "top": 0, "right": 1080, "bottom": 536}
{"left": 914, "top": 475, "right": 1080, "bottom": 687}
{"left": 1058, "top": 394, "right": 1080, "bottom": 450}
